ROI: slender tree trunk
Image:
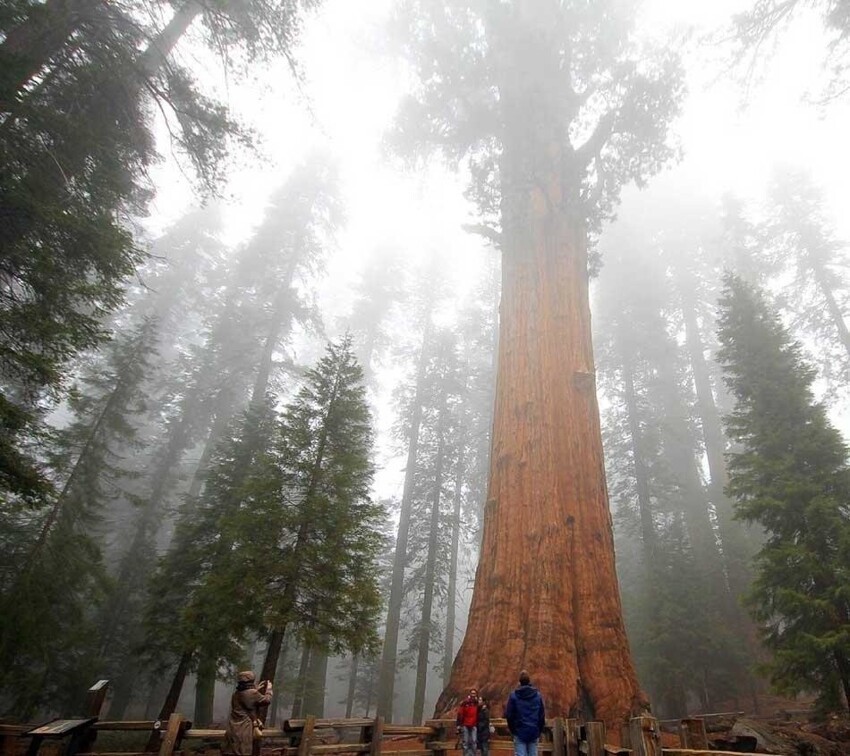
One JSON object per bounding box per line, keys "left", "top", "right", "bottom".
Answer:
{"left": 303, "top": 647, "right": 328, "bottom": 717}
{"left": 194, "top": 656, "right": 216, "bottom": 727}
{"left": 413, "top": 395, "right": 447, "bottom": 724}
{"left": 835, "top": 650, "right": 850, "bottom": 717}
{"left": 147, "top": 650, "right": 192, "bottom": 751}
{"left": 137, "top": 1, "right": 201, "bottom": 77}
{"left": 345, "top": 655, "right": 359, "bottom": 718}
{"left": 676, "top": 272, "right": 753, "bottom": 598}
{"left": 437, "top": 4, "right": 644, "bottom": 725}
{"left": 675, "top": 272, "right": 762, "bottom": 710}
{"left": 290, "top": 646, "right": 311, "bottom": 719}
{"left": 443, "top": 441, "right": 465, "bottom": 686}
{"left": 620, "top": 346, "right": 658, "bottom": 563}
{"left": 811, "top": 261, "right": 850, "bottom": 362}
{"left": 377, "top": 321, "right": 431, "bottom": 721}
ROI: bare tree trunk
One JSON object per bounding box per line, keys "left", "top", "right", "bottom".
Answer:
{"left": 147, "top": 650, "right": 192, "bottom": 751}
{"left": 413, "top": 394, "right": 447, "bottom": 724}
{"left": 290, "top": 645, "right": 311, "bottom": 719}
{"left": 377, "top": 321, "right": 431, "bottom": 721}
{"left": 137, "top": 1, "right": 201, "bottom": 77}
{"left": 442, "top": 440, "right": 465, "bottom": 686}
{"left": 194, "top": 656, "right": 216, "bottom": 727}
{"left": 345, "top": 655, "right": 359, "bottom": 718}
{"left": 303, "top": 647, "right": 328, "bottom": 717}
{"left": 620, "top": 346, "right": 658, "bottom": 562}
{"left": 811, "top": 261, "right": 850, "bottom": 362}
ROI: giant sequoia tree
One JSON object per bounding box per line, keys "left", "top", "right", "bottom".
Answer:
{"left": 392, "top": 0, "right": 684, "bottom": 728}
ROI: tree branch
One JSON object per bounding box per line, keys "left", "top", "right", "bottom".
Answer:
{"left": 575, "top": 108, "right": 618, "bottom": 168}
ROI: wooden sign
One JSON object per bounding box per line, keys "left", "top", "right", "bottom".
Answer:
{"left": 26, "top": 718, "right": 96, "bottom": 737}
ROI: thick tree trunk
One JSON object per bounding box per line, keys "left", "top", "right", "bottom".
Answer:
{"left": 436, "top": 199, "right": 645, "bottom": 729}
{"left": 194, "top": 656, "right": 216, "bottom": 727}
{"left": 436, "top": 20, "right": 645, "bottom": 718}
{"left": 377, "top": 322, "right": 430, "bottom": 721}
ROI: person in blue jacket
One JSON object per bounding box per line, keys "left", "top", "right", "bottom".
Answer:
{"left": 504, "top": 670, "right": 545, "bottom": 756}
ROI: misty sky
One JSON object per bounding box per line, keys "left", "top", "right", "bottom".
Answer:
{"left": 142, "top": 0, "right": 850, "bottom": 499}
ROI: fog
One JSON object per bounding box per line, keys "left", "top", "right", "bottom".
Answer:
{"left": 3, "top": 0, "right": 850, "bottom": 733}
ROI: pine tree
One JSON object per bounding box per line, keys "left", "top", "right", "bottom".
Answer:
{"left": 595, "top": 217, "right": 742, "bottom": 717}
{"left": 0, "top": 317, "right": 157, "bottom": 716}
{"left": 0, "top": 0, "right": 321, "bottom": 506}
{"left": 254, "top": 337, "right": 385, "bottom": 700}
{"left": 718, "top": 275, "right": 850, "bottom": 715}
{"left": 761, "top": 167, "right": 850, "bottom": 391}
{"left": 140, "top": 397, "right": 281, "bottom": 735}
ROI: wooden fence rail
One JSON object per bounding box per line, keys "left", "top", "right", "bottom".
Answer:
{"left": 0, "top": 682, "right": 781, "bottom": 756}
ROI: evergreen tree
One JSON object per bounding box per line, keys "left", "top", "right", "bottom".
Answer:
{"left": 718, "top": 275, "right": 850, "bottom": 715}
{"left": 596, "top": 219, "right": 741, "bottom": 717}
{"left": 0, "top": 317, "right": 157, "bottom": 716}
{"left": 0, "top": 0, "right": 321, "bottom": 506}
{"left": 392, "top": 0, "right": 684, "bottom": 724}
{"left": 252, "top": 337, "right": 385, "bottom": 700}
{"left": 141, "top": 397, "right": 281, "bottom": 732}
{"left": 761, "top": 167, "right": 850, "bottom": 391}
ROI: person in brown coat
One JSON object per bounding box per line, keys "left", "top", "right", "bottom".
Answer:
{"left": 223, "top": 670, "right": 273, "bottom": 755}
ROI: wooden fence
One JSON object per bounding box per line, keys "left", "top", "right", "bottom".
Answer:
{"left": 0, "top": 682, "right": 779, "bottom": 756}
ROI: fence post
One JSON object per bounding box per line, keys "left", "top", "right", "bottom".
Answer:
{"left": 552, "top": 717, "right": 565, "bottom": 756}
{"left": 628, "top": 715, "right": 661, "bottom": 756}
{"left": 678, "top": 718, "right": 708, "bottom": 749}
{"left": 426, "top": 718, "right": 447, "bottom": 756}
{"left": 619, "top": 724, "right": 631, "bottom": 749}
{"left": 157, "top": 713, "right": 184, "bottom": 756}
{"left": 298, "top": 714, "right": 317, "bottom": 756}
{"left": 563, "top": 718, "right": 579, "bottom": 756}
{"left": 369, "top": 716, "right": 384, "bottom": 756}
{"left": 584, "top": 721, "right": 605, "bottom": 756}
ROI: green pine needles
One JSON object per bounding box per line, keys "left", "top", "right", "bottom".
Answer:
{"left": 718, "top": 274, "right": 850, "bottom": 715}
{"left": 141, "top": 335, "right": 385, "bottom": 717}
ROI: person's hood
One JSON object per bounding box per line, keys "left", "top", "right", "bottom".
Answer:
{"left": 514, "top": 684, "right": 539, "bottom": 700}
{"left": 237, "top": 670, "right": 256, "bottom": 684}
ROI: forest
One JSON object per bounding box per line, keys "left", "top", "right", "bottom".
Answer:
{"left": 2, "top": 0, "right": 850, "bottom": 744}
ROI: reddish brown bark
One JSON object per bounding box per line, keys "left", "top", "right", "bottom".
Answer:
{"left": 436, "top": 94, "right": 647, "bottom": 734}
{"left": 435, "top": 191, "right": 646, "bottom": 731}
{"left": 434, "top": 1, "right": 647, "bottom": 734}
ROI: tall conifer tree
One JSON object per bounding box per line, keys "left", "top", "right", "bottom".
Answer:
{"left": 718, "top": 275, "right": 850, "bottom": 714}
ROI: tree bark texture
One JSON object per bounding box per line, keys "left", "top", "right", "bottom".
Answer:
{"left": 436, "top": 0, "right": 644, "bottom": 732}
{"left": 436, "top": 180, "right": 645, "bottom": 730}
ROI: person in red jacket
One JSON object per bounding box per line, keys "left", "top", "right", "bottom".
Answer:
{"left": 456, "top": 688, "right": 480, "bottom": 756}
